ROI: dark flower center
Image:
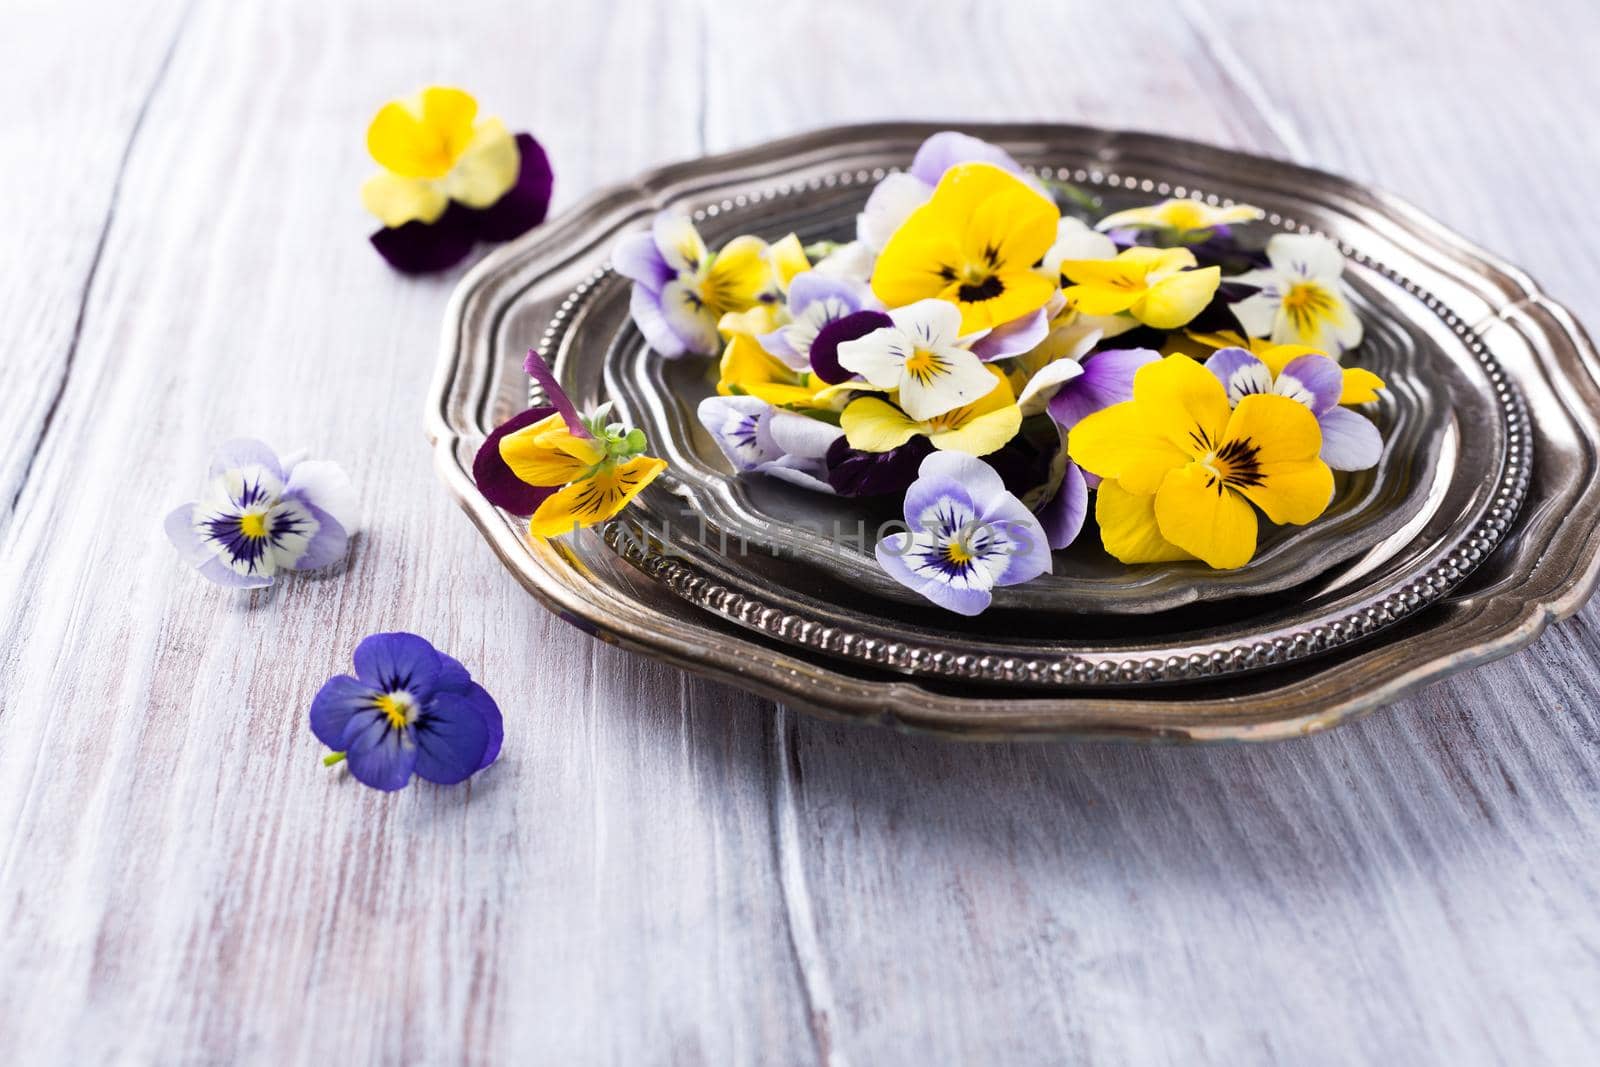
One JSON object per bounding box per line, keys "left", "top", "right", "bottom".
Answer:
{"left": 957, "top": 275, "right": 1005, "bottom": 303}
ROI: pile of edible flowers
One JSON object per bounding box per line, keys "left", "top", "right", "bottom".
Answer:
{"left": 605, "top": 131, "right": 1387, "bottom": 615}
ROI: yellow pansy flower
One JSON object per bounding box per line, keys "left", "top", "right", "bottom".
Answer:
{"left": 361, "top": 87, "right": 521, "bottom": 227}
{"left": 1059, "top": 246, "right": 1221, "bottom": 331}
{"left": 840, "top": 367, "right": 1021, "bottom": 456}
{"left": 492, "top": 351, "right": 668, "bottom": 538}
{"left": 871, "top": 163, "right": 1060, "bottom": 334}
{"left": 1069, "top": 355, "right": 1333, "bottom": 569}
{"left": 1095, "top": 198, "right": 1260, "bottom": 241}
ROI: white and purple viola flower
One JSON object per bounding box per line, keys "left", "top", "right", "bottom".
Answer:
{"left": 1206, "top": 347, "right": 1382, "bottom": 470}
{"left": 310, "top": 632, "right": 503, "bottom": 791}
{"left": 165, "top": 438, "right": 357, "bottom": 589}
{"left": 856, "top": 131, "right": 1038, "bottom": 251}
{"left": 1229, "top": 233, "right": 1363, "bottom": 354}
{"left": 876, "top": 451, "right": 1052, "bottom": 616}
{"left": 759, "top": 272, "right": 874, "bottom": 372}
{"left": 836, "top": 298, "right": 998, "bottom": 421}
{"left": 697, "top": 395, "right": 843, "bottom": 493}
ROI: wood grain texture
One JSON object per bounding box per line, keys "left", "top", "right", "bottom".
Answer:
{"left": 2, "top": 0, "right": 1599, "bottom": 1063}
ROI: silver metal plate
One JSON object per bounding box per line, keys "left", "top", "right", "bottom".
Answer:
{"left": 430, "top": 123, "right": 1600, "bottom": 739}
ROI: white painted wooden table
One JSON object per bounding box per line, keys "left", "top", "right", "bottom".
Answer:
{"left": 4, "top": 1, "right": 1599, "bottom": 1063}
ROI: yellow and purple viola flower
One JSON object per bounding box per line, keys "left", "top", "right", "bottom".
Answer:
{"left": 872, "top": 162, "right": 1060, "bottom": 334}
{"left": 612, "top": 214, "right": 792, "bottom": 358}
{"left": 310, "top": 632, "right": 502, "bottom": 791}
{"left": 165, "top": 439, "right": 357, "bottom": 588}
{"left": 1205, "top": 347, "right": 1382, "bottom": 470}
{"left": 1059, "top": 246, "right": 1222, "bottom": 331}
{"left": 1070, "top": 354, "right": 1334, "bottom": 569}
{"left": 874, "top": 451, "right": 1052, "bottom": 616}
{"left": 361, "top": 86, "right": 553, "bottom": 273}
{"left": 474, "top": 351, "right": 666, "bottom": 537}
{"left": 1096, "top": 197, "right": 1261, "bottom": 245}
{"left": 856, "top": 131, "right": 1035, "bottom": 251}
{"left": 1229, "top": 234, "right": 1363, "bottom": 354}
{"left": 696, "top": 395, "right": 843, "bottom": 493}
{"left": 839, "top": 365, "right": 1021, "bottom": 457}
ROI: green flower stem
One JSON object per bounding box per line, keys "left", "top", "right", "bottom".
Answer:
{"left": 323, "top": 751, "right": 347, "bottom": 767}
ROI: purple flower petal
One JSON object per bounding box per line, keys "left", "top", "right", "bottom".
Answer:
{"left": 208, "top": 438, "right": 283, "bottom": 483}
{"left": 523, "top": 350, "right": 592, "bottom": 437}
{"left": 1278, "top": 353, "right": 1343, "bottom": 416}
{"left": 465, "top": 682, "right": 504, "bottom": 770}
{"left": 612, "top": 232, "right": 674, "bottom": 293}
{"left": 196, "top": 555, "right": 274, "bottom": 589}
{"left": 474, "top": 405, "right": 559, "bottom": 515}
{"left": 1048, "top": 348, "right": 1160, "bottom": 428}
{"left": 352, "top": 632, "right": 443, "bottom": 695}
{"left": 1318, "top": 406, "right": 1383, "bottom": 470}
{"left": 412, "top": 689, "right": 493, "bottom": 785}
{"left": 971, "top": 308, "right": 1049, "bottom": 361}
{"left": 874, "top": 533, "right": 994, "bottom": 617}
{"left": 435, "top": 653, "right": 474, "bottom": 695}
{"left": 908, "top": 131, "right": 1026, "bottom": 185}
{"left": 1037, "top": 461, "right": 1088, "bottom": 551}
{"left": 342, "top": 711, "right": 419, "bottom": 791}
{"left": 976, "top": 496, "right": 1054, "bottom": 586}
{"left": 1205, "top": 347, "right": 1273, "bottom": 403}
{"left": 825, "top": 435, "right": 933, "bottom": 497}
{"left": 309, "top": 674, "right": 375, "bottom": 750}
{"left": 786, "top": 271, "right": 865, "bottom": 316}
{"left": 288, "top": 502, "right": 349, "bottom": 571}
{"left": 370, "top": 207, "right": 478, "bottom": 274}
{"left": 628, "top": 283, "right": 690, "bottom": 359}
{"left": 811, "top": 310, "right": 892, "bottom": 384}
{"left": 470, "top": 133, "right": 553, "bottom": 243}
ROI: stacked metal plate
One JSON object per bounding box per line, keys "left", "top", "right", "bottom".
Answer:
{"left": 429, "top": 123, "right": 1600, "bottom": 741}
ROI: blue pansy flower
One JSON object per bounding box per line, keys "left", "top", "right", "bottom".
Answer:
{"left": 310, "top": 633, "right": 503, "bottom": 791}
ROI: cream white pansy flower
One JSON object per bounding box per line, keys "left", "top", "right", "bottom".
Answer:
{"left": 1229, "top": 234, "right": 1364, "bottom": 354}
{"left": 836, "top": 298, "right": 996, "bottom": 421}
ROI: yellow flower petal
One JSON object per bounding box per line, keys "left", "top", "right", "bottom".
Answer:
{"left": 360, "top": 171, "right": 449, "bottom": 227}
{"left": 1153, "top": 463, "right": 1259, "bottom": 569}
{"left": 1133, "top": 354, "right": 1232, "bottom": 458}
{"left": 769, "top": 234, "right": 811, "bottom": 288}
{"left": 1094, "top": 479, "right": 1196, "bottom": 564}
{"left": 717, "top": 334, "right": 826, "bottom": 408}
{"left": 1339, "top": 366, "right": 1385, "bottom": 405}
{"left": 718, "top": 305, "right": 782, "bottom": 340}
{"left": 1255, "top": 343, "right": 1324, "bottom": 376}
{"left": 872, "top": 162, "right": 1059, "bottom": 333}
{"left": 499, "top": 415, "right": 605, "bottom": 486}
{"left": 442, "top": 117, "right": 520, "bottom": 208}
{"left": 704, "top": 236, "right": 777, "bottom": 313}
{"left": 1061, "top": 281, "right": 1142, "bottom": 317}
{"left": 841, "top": 397, "right": 921, "bottom": 452}
{"left": 1132, "top": 264, "right": 1220, "bottom": 329}
{"left": 366, "top": 87, "right": 478, "bottom": 179}
{"left": 1221, "top": 395, "right": 1332, "bottom": 525}
{"left": 528, "top": 455, "right": 667, "bottom": 538}
{"left": 1067, "top": 401, "right": 1192, "bottom": 494}
{"left": 927, "top": 403, "right": 1021, "bottom": 456}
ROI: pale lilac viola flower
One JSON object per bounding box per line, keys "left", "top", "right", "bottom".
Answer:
{"left": 875, "top": 451, "right": 1052, "bottom": 616}
{"left": 856, "top": 131, "right": 1037, "bottom": 251}
{"left": 165, "top": 438, "right": 357, "bottom": 589}
{"left": 759, "top": 272, "right": 873, "bottom": 373}
{"left": 697, "top": 395, "right": 843, "bottom": 494}
{"left": 1206, "top": 347, "right": 1381, "bottom": 470}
